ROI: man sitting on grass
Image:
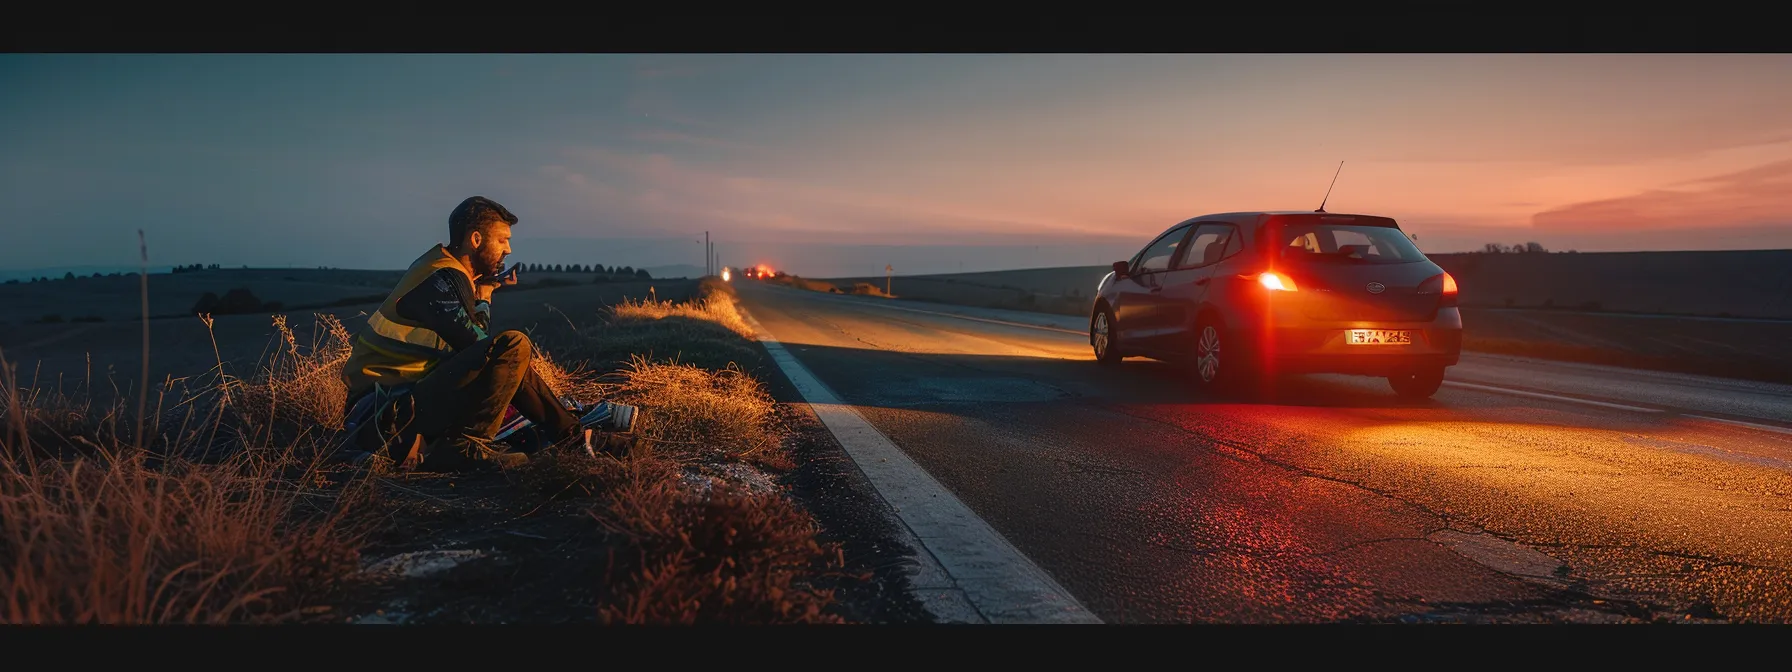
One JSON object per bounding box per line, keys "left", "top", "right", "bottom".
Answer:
{"left": 340, "top": 195, "right": 639, "bottom": 471}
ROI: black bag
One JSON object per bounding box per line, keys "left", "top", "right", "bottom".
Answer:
{"left": 337, "top": 384, "right": 423, "bottom": 468}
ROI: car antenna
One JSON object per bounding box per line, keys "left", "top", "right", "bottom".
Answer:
{"left": 1315, "top": 160, "right": 1344, "bottom": 213}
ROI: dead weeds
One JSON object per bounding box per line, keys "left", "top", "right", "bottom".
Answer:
{"left": 1, "top": 326, "right": 371, "bottom": 624}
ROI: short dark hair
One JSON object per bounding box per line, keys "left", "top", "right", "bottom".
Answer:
{"left": 448, "top": 196, "right": 518, "bottom": 245}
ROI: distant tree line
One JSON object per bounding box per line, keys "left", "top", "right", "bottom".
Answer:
{"left": 2, "top": 262, "right": 656, "bottom": 289}
{"left": 7, "top": 270, "right": 137, "bottom": 284}
{"left": 1477, "top": 242, "right": 1576, "bottom": 254}
{"left": 521, "top": 262, "right": 651, "bottom": 280}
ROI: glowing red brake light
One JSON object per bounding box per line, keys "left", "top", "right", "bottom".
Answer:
{"left": 1418, "top": 272, "right": 1458, "bottom": 306}
{"left": 1258, "top": 271, "right": 1297, "bottom": 292}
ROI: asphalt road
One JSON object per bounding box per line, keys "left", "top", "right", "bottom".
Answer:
{"left": 734, "top": 281, "right": 1792, "bottom": 623}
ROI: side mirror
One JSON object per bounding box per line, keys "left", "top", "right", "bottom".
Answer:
{"left": 1111, "top": 261, "right": 1129, "bottom": 277}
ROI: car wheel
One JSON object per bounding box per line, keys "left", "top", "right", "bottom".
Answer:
{"left": 1192, "top": 312, "right": 1249, "bottom": 393}
{"left": 1388, "top": 365, "right": 1446, "bottom": 399}
{"left": 1092, "top": 307, "right": 1121, "bottom": 365}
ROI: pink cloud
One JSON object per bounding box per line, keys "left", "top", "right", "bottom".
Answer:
{"left": 1531, "top": 158, "right": 1792, "bottom": 232}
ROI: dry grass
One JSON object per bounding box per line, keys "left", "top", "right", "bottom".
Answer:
{"left": 610, "top": 280, "right": 755, "bottom": 340}
{"left": 591, "top": 471, "right": 845, "bottom": 624}
{"left": 0, "top": 310, "right": 371, "bottom": 624}
{"left": 0, "top": 446, "right": 367, "bottom": 624}
{"left": 228, "top": 313, "right": 356, "bottom": 434}
{"left": 3, "top": 271, "right": 845, "bottom": 624}
{"left": 849, "top": 282, "right": 892, "bottom": 298}
{"left": 539, "top": 279, "right": 765, "bottom": 388}
{"left": 518, "top": 277, "right": 847, "bottom": 623}
{"left": 608, "top": 355, "right": 782, "bottom": 463}
{"left": 765, "top": 275, "right": 843, "bottom": 294}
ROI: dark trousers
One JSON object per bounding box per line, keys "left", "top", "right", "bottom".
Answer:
{"left": 409, "top": 330, "right": 581, "bottom": 460}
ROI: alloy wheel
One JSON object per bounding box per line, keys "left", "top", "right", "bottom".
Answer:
{"left": 1197, "top": 325, "right": 1221, "bottom": 382}
{"left": 1092, "top": 313, "right": 1110, "bottom": 359}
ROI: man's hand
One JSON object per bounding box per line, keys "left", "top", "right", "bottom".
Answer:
{"left": 474, "top": 264, "right": 519, "bottom": 301}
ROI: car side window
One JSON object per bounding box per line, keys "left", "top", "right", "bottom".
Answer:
{"left": 1176, "top": 224, "right": 1234, "bottom": 269}
{"left": 1135, "top": 225, "right": 1191, "bottom": 274}
{"left": 1221, "top": 227, "right": 1243, "bottom": 258}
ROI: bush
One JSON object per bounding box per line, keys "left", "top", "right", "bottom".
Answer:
{"left": 218, "top": 288, "right": 264, "bottom": 314}
{"left": 849, "top": 282, "right": 890, "bottom": 297}
{"left": 192, "top": 288, "right": 272, "bottom": 316}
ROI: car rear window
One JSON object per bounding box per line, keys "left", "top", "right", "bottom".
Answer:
{"left": 1273, "top": 223, "right": 1427, "bottom": 265}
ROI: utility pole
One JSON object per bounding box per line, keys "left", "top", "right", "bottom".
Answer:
{"left": 885, "top": 264, "right": 893, "bottom": 295}
{"left": 705, "top": 231, "right": 711, "bottom": 277}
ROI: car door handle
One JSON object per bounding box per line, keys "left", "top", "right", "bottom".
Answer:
{"left": 1195, "top": 277, "right": 1210, "bottom": 286}
{"left": 1149, "top": 286, "right": 1163, "bottom": 293}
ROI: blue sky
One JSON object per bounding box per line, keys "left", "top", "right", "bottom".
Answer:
{"left": 4, "top": 53, "right": 1791, "bottom": 277}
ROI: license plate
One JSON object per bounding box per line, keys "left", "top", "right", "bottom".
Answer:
{"left": 1347, "top": 329, "right": 1414, "bottom": 345}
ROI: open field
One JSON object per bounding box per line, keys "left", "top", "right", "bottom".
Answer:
{"left": 0, "top": 276, "right": 687, "bottom": 401}
{"left": 0, "top": 267, "right": 669, "bottom": 325}
{"left": 1, "top": 273, "right": 924, "bottom": 624}
{"left": 805, "top": 249, "right": 1792, "bottom": 384}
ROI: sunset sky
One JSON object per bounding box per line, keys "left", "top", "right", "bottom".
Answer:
{"left": 3, "top": 53, "right": 1790, "bottom": 278}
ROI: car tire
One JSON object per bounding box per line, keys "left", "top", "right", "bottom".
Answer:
{"left": 1388, "top": 365, "right": 1446, "bottom": 399}
{"left": 1191, "top": 312, "right": 1251, "bottom": 394}
{"left": 1092, "top": 306, "right": 1122, "bottom": 366}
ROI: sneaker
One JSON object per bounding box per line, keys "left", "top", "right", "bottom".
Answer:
{"left": 492, "top": 405, "right": 534, "bottom": 442}
{"left": 577, "top": 400, "right": 638, "bottom": 433}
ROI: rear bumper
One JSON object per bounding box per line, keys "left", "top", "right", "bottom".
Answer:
{"left": 1243, "top": 316, "right": 1462, "bottom": 376}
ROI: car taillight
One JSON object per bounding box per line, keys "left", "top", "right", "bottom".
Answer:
{"left": 1257, "top": 271, "right": 1297, "bottom": 292}
{"left": 1417, "top": 272, "right": 1458, "bottom": 306}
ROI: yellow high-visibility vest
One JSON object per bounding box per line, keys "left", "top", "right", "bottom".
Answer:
{"left": 342, "top": 244, "right": 482, "bottom": 399}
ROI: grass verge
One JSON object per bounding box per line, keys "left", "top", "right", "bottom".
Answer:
{"left": 3, "top": 274, "right": 853, "bottom": 623}
{"left": 0, "top": 311, "right": 370, "bottom": 624}
{"left": 515, "top": 277, "right": 846, "bottom": 623}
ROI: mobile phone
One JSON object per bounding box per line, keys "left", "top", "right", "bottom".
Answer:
{"left": 481, "top": 262, "right": 521, "bottom": 285}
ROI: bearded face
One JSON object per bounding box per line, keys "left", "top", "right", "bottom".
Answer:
{"left": 471, "top": 238, "right": 507, "bottom": 277}
{"left": 464, "top": 223, "right": 513, "bottom": 278}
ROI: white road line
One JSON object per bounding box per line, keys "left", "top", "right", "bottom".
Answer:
{"left": 737, "top": 305, "right": 1102, "bottom": 624}
{"left": 1441, "top": 381, "right": 1666, "bottom": 413}
{"left": 781, "top": 288, "right": 1088, "bottom": 336}
{"left": 1683, "top": 414, "right": 1792, "bottom": 437}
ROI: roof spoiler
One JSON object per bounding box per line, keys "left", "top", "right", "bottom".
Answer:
{"left": 1266, "top": 213, "right": 1401, "bottom": 228}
